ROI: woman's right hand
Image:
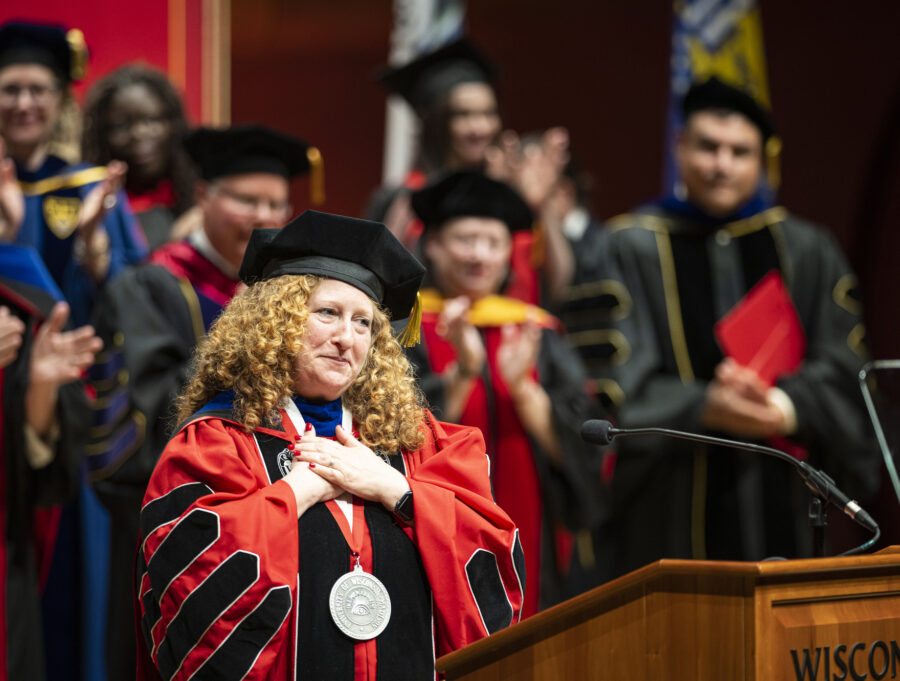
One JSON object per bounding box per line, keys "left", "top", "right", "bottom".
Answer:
{"left": 0, "top": 306, "right": 25, "bottom": 368}
{"left": 282, "top": 456, "right": 344, "bottom": 518}
{"left": 0, "top": 139, "right": 25, "bottom": 242}
{"left": 437, "top": 296, "right": 485, "bottom": 377}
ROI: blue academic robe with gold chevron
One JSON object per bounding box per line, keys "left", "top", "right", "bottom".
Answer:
{"left": 15, "top": 155, "right": 148, "bottom": 326}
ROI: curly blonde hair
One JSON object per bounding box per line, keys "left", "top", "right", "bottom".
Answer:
{"left": 175, "top": 275, "right": 425, "bottom": 453}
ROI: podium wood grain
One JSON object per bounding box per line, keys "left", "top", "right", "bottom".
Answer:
{"left": 436, "top": 546, "right": 900, "bottom": 680}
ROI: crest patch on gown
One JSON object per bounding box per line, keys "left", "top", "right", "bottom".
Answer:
{"left": 43, "top": 196, "right": 81, "bottom": 238}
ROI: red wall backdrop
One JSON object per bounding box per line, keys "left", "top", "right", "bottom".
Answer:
{"left": 0, "top": 1, "right": 218, "bottom": 124}
{"left": 0, "top": 2, "right": 168, "bottom": 102}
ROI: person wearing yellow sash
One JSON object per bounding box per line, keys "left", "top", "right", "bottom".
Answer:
{"left": 406, "top": 170, "right": 607, "bottom": 615}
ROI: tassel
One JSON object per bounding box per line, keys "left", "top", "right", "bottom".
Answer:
{"left": 766, "top": 136, "right": 782, "bottom": 192}
{"left": 397, "top": 292, "right": 422, "bottom": 347}
{"left": 306, "top": 146, "right": 325, "bottom": 205}
{"left": 66, "top": 28, "right": 88, "bottom": 82}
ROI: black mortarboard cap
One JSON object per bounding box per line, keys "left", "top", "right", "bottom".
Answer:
{"left": 239, "top": 210, "right": 426, "bottom": 325}
{"left": 377, "top": 38, "right": 496, "bottom": 112}
{"left": 184, "top": 124, "right": 316, "bottom": 181}
{"left": 682, "top": 76, "right": 775, "bottom": 141}
{"left": 410, "top": 171, "right": 533, "bottom": 233}
{"left": 0, "top": 20, "right": 88, "bottom": 84}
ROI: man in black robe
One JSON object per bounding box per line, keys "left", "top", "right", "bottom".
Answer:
{"left": 579, "top": 78, "right": 880, "bottom": 576}
{"left": 85, "top": 125, "right": 314, "bottom": 681}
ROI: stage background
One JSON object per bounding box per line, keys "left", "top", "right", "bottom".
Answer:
{"left": 3, "top": 0, "right": 898, "bottom": 558}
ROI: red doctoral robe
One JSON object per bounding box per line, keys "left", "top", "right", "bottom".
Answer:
{"left": 136, "top": 405, "right": 525, "bottom": 681}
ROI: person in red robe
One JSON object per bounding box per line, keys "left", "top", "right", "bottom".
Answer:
{"left": 87, "top": 124, "right": 317, "bottom": 681}
{"left": 404, "top": 170, "right": 607, "bottom": 616}
{"left": 369, "top": 38, "right": 575, "bottom": 307}
{"left": 136, "top": 210, "right": 525, "bottom": 680}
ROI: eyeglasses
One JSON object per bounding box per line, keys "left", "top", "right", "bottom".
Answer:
{"left": 107, "top": 114, "right": 170, "bottom": 139}
{"left": 0, "top": 82, "right": 59, "bottom": 106}
{"left": 212, "top": 184, "right": 292, "bottom": 218}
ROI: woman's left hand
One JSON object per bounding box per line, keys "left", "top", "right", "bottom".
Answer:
{"left": 30, "top": 302, "right": 103, "bottom": 387}
{"left": 496, "top": 321, "right": 541, "bottom": 397}
{"left": 295, "top": 424, "right": 410, "bottom": 512}
{"left": 79, "top": 160, "right": 127, "bottom": 235}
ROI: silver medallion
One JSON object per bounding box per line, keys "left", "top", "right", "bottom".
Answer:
{"left": 328, "top": 561, "right": 391, "bottom": 640}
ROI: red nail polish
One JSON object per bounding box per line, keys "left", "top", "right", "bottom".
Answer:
{"left": 352, "top": 431, "right": 360, "bottom": 439}
{"left": 295, "top": 433, "right": 302, "bottom": 441}
{"left": 308, "top": 462, "right": 316, "bottom": 469}
{"left": 287, "top": 442, "right": 295, "bottom": 451}
{"left": 305, "top": 422, "right": 314, "bottom": 432}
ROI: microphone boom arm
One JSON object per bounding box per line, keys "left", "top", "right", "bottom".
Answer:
{"left": 599, "top": 423, "right": 880, "bottom": 540}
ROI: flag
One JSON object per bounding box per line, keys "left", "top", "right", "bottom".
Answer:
{"left": 663, "top": 0, "right": 774, "bottom": 195}
{"left": 382, "top": 0, "right": 467, "bottom": 184}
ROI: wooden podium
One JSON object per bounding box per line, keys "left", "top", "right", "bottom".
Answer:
{"left": 436, "top": 546, "right": 900, "bottom": 681}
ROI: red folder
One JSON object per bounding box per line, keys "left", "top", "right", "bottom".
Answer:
{"left": 714, "top": 270, "right": 806, "bottom": 387}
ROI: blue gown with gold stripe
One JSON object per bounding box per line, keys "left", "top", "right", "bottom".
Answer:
{"left": 15, "top": 154, "right": 148, "bottom": 326}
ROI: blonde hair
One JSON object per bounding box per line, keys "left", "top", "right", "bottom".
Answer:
{"left": 175, "top": 275, "right": 426, "bottom": 453}
{"left": 48, "top": 89, "right": 81, "bottom": 163}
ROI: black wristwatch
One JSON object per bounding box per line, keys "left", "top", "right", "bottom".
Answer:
{"left": 393, "top": 490, "right": 414, "bottom": 524}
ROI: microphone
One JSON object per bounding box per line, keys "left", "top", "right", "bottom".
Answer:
{"left": 580, "top": 419, "right": 879, "bottom": 534}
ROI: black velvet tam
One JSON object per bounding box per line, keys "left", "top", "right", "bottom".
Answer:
{"left": 377, "top": 38, "right": 496, "bottom": 112}
{"left": 682, "top": 76, "right": 775, "bottom": 141}
{"left": 0, "top": 21, "right": 81, "bottom": 83}
{"left": 184, "top": 124, "right": 313, "bottom": 181}
{"left": 239, "top": 210, "right": 425, "bottom": 321}
{"left": 410, "top": 170, "right": 533, "bottom": 233}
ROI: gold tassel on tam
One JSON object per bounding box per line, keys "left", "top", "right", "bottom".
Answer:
{"left": 397, "top": 292, "right": 423, "bottom": 347}
{"left": 766, "top": 136, "right": 782, "bottom": 191}
{"left": 66, "top": 29, "right": 88, "bottom": 81}
{"left": 306, "top": 147, "right": 325, "bottom": 205}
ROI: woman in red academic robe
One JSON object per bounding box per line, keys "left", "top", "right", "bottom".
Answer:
{"left": 136, "top": 210, "right": 525, "bottom": 681}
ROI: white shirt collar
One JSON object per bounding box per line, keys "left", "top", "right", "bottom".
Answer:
{"left": 190, "top": 227, "right": 240, "bottom": 280}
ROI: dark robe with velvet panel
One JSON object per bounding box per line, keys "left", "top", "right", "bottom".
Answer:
{"left": 0, "top": 256, "right": 89, "bottom": 681}
{"left": 591, "top": 200, "right": 880, "bottom": 577}
{"left": 87, "top": 239, "right": 241, "bottom": 681}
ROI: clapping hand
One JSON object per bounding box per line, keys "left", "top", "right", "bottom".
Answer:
{"left": 496, "top": 321, "right": 542, "bottom": 396}
{"left": 0, "top": 306, "right": 25, "bottom": 368}
{"left": 79, "top": 160, "right": 126, "bottom": 238}
{"left": 436, "top": 296, "right": 485, "bottom": 377}
{"left": 30, "top": 302, "right": 103, "bottom": 387}
{"left": 0, "top": 138, "right": 25, "bottom": 242}
{"left": 485, "top": 127, "right": 570, "bottom": 209}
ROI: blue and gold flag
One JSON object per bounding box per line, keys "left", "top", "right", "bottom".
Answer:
{"left": 663, "top": 0, "right": 776, "bottom": 193}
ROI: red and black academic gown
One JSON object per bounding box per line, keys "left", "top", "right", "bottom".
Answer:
{"left": 87, "top": 238, "right": 242, "bottom": 681}
{"left": 405, "top": 290, "right": 604, "bottom": 617}
{"left": 135, "top": 396, "right": 525, "bottom": 681}
{"left": 126, "top": 179, "right": 179, "bottom": 252}
{"left": 0, "top": 248, "right": 88, "bottom": 681}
